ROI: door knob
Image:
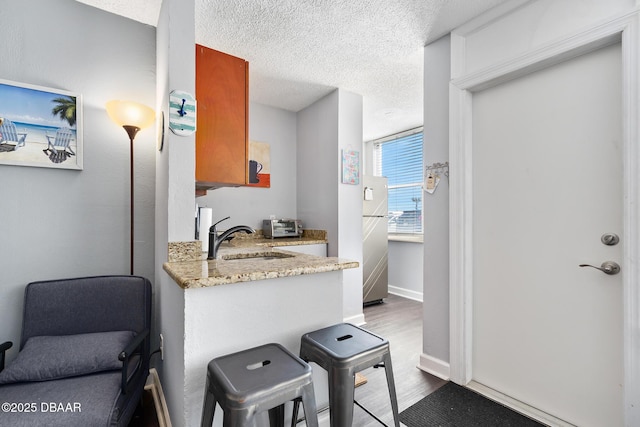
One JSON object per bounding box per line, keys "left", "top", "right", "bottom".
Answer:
{"left": 579, "top": 261, "right": 621, "bottom": 275}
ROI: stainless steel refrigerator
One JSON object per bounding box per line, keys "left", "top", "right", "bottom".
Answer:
{"left": 363, "top": 175, "right": 388, "bottom": 305}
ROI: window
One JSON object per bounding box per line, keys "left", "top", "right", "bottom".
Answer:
{"left": 373, "top": 128, "right": 423, "bottom": 234}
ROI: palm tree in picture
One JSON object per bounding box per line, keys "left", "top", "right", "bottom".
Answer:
{"left": 51, "top": 96, "right": 76, "bottom": 127}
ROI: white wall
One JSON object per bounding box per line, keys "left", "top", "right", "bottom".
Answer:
{"left": 298, "top": 89, "right": 364, "bottom": 324}
{"left": 446, "top": 0, "right": 640, "bottom": 422}
{"left": 155, "top": 0, "right": 194, "bottom": 425}
{"left": 297, "top": 91, "right": 340, "bottom": 246}
{"left": 0, "top": 0, "right": 156, "bottom": 362}
{"left": 423, "top": 0, "right": 638, "bottom": 385}
{"left": 460, "top": 0, "right": 633, "bottom": 77}
{"left": 182, "top": 271, "right": 343, "bottom": 427}
{"left": 196, "top": 102, "right": 298, "bottom": 230}
{"left": 337, "top": 90, "right": 365, "bottom": 324}
{"left": 420, "top": 34, "right": 451, "bottom": 377}
{"left": 388, "top": 241, "right": 424, "bottom": 301}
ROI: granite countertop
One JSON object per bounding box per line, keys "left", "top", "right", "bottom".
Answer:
{"left": 163, "top": 230, "right": 358, "bottom": 289}
{"left": 220, "top": 228, "right": 328, "bottom": 248}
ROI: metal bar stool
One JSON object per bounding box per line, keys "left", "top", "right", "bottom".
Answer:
{"left": 293, "top": 323, "right": 400, "bottom": 427}
{"left": 201, "top": 343, "right": 319, "bottom": 427}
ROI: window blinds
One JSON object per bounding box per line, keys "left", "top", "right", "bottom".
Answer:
{"left": 373, "top": 130, "right": 423, "bottom": 234}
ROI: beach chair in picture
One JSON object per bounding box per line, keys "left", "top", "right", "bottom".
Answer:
{"left": 0, "top": 119, "right": 27, "bottom": 150}
{"left": 44, "top": 127, "right": 75, "bottom": 156}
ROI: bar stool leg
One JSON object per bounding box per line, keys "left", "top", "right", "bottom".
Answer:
{"left": 225, "top": 407, "right": 254, "bottom": 427}
{"left": 268, "top": 404, "right": 285, "bottom": 427}
{"left": 222, "top": 409, "right": 234, "bottom": 426}
{"left": 382, "top": 353, "right": 401, "bottom": 427}
{"left": 300, "top": 382, "right": 319, "bottom": 427}
{"left": 290, "top": 399, "right": 300, "bottom": 427}
{"left": 201, "top": 376, "right": 216, "bottom": 427}
{"left": 329, "top": 368, "right": 355, "bottom": 427}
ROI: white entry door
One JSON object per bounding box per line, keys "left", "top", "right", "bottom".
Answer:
{"left": 470, "top": 43, "right": 622, "bottom": 426}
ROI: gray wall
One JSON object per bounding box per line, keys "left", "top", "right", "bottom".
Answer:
{"left": 197, "top": 102, "right": 298, "bottom": 229}
{"left": 422, "top": 35, "right": 451, "bottom": 364}
{"left": 0, "top": 0, "right": 156, "bottom": 362}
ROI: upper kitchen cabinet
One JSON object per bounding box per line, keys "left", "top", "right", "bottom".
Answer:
{"left": 195, "top": 44, "right": 249, "bottom": 191}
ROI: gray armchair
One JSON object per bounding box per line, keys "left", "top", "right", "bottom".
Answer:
{"left": 0, "top": 275, "right": 152, "bottom": 427}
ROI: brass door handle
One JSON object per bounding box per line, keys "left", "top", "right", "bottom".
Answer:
{"left": 579, "top": 261, "right": 621, "bottom": 275}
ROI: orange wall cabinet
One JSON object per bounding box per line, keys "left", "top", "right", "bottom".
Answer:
{"left": 195, "top": 44, "right": 249, "bottom": 191}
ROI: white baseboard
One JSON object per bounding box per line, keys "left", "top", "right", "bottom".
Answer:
{"left": 145, "top": 368, "right": 172, "bottom": 427}
{"left": 466, "top": 381, "right": 575, "bottom": 427}
{"left": 388, "top": 286, "right": 423, "bottom": 302}
{"left": 344, "top": 312, "right": 366, "bottom": 326}
{"left": 418, "top": 353, "right": 450, "bottom": 380}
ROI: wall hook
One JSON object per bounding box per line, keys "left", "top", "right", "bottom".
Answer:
{"left": 178, "top": 99, "right": 187, "bottom": 117}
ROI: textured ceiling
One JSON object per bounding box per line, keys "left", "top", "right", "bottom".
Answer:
{"left": 76, "top": 0, "right": 508, "bottom": 141}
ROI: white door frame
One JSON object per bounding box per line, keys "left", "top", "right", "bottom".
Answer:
{"left": 449, "top": 11, "right": 640, "bottom": 425}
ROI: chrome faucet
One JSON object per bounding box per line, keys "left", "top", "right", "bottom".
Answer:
{"left": 207, "top": 216, "right": 255, "bottom": 260}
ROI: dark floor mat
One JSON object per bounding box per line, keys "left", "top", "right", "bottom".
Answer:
{"left": 400, "top": 383, "right": 547, "bottom": 427}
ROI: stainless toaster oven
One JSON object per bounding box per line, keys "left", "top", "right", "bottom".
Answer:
{"left": 262, "top": 219, "right": 303, "bottom": 238}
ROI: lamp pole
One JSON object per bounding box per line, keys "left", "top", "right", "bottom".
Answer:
{"left": 123, "top": 125, "right": 140, "bottom": 275}
{"left": 106, "top": 100, "right": 155, "bottom": 276}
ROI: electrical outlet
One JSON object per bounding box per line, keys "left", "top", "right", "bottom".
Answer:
{"left": 160, "top": 333, "right": 164, "bottom": 361}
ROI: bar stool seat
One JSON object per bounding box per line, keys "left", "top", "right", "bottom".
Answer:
{"left": 295, "top": 323, "right": 400, "bottom": 427}
{"left": 201, "top": 343, "right": 319, "bottom": 427}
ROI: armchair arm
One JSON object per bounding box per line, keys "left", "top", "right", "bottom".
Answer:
{"left": 118, "top": 329, "right": 149, "bottom": 394}
{"left": 0, "top": 341, "right": 13, "bottom": 373}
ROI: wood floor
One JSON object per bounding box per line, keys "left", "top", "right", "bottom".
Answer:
{"left": 351, "top": 294, "right": 447, "bottom": 427}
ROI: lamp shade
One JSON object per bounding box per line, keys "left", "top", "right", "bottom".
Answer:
{"left": 106, "top": 100, "right": 155, "bottom": 130}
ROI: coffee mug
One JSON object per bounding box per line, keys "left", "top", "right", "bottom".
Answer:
{"left": 249, "top": 160, "right": 263, "bottom": 183}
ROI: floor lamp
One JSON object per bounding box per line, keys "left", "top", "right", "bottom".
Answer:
{"left": 106, "top": 100, "right": 155, "bottom": 275}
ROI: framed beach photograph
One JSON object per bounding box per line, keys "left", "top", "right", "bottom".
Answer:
{"left": 0, "top": 79, "right": 82, "bottom": 170}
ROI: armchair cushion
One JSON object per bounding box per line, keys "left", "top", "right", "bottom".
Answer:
{"left": 0, "top": 370, "right": 125, "bottom": 426}
{"left": 0, "top": 331, "right": 135, "bottom": 385}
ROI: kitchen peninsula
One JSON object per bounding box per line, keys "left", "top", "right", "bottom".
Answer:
{"left": 162, "top": 232, "right": 358, "bottom": 426}
{"left": 164, "top": 230, "right": 357, "bottom": 288}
